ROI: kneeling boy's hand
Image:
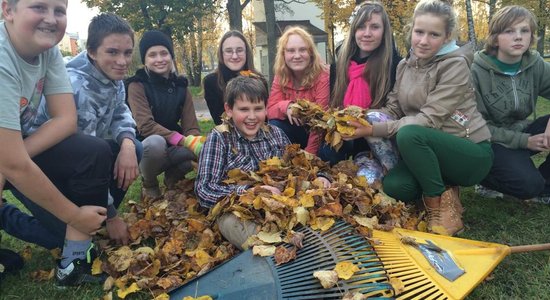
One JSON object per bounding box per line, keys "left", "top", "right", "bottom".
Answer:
{"left": 106, "top": 216, "right": 130, "bottom": 245}
{"left": 68, "top": 205, "right": 107, "bottom": 235}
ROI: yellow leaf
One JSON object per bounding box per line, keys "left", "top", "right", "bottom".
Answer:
{"left": 265, "top": 157, "right": 282, "bottom": 166}
{"left": 154, "top": 293, "right": 170, "bottom": 300}
{"left": 103, "top": 291, "right": 113, "bottom": 300}
{"left": 117, "top": 282, "right": 141, "bottom": 299}
{"left": 252, "top": 245, "right": 276, "bottom": 257}
{"left": 183, "top": 296, "right": 213, "bottom": 300}
{"left": 341, "top": 292, "right": 366, "bottom": 300}
{"left": 108, "top": 246, "right": 133, "bottom": 272}
{"left": 186, "top": 249, "right": 212, "bottom": 268}
{"left": 311, "top": 217, "right": 335, "bottom": 231}
{"left": 256, "top": 231, "right": 282, "bottom": 244}
{"left": 294, "top": 206, "right": 310, "bottom": 226}
{"left": 353, "top": 215, "right": 379, "bottom": 230}
{"left": 334, "top": 261, "right": 360, "bottom": 280}
{"left": 103, "top": 276, "right": 114, "bottom": 291}
{"left": 389, "top": 276, "right": 405, "bottom": 294}
{"left": 299, "top": 194, "right": 315, "bottom": 208}
{"left": 91, "top": 257, "right": 103, "bottom": 275}
{"left": 282, "top": 187, "right": 296, "bottom": 197}
{"left": 417, "top": 220, "right": 428, "bottom": 232}
{"left": 313, "top": 270, "right": 339, "bottom": 288}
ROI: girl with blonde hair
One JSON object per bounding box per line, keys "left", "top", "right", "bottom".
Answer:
{"left": 267, "top": 26, "right": 329, "bottom": 154}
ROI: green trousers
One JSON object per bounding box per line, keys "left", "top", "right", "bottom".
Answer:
{"left": 383, "top": 125, "right": 493, "bottom": 202}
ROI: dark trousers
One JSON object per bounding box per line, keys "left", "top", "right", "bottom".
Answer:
{"left": 268, "top": 119, "right": 308, "bottom": 149}
{"left": 2, "top": 134, "right": 112, "bottom": 248}
{"left": 106, "top": 139, "right": 143, "bottom": 208}
{"left": 481, "top": 115, "right": 550, "bottom": 199}
{"left": 318, "top": 138, "right": 370, "bottom": 166}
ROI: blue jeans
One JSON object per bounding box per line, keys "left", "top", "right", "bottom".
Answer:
{"left": 268, "top": 119, "right": 308, "bottom": 149}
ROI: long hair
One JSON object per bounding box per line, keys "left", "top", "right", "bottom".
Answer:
{"left": 484, "top": 5, "right": 538, "bottom": 56}
{"left": 215, "top": 30, "right": 258, "bottom": 89}
{"left": 273, "top": 26, "right": 326, "bottom": 90}
{"left": 331, "top": 1, "right": 394, "bottom": 109}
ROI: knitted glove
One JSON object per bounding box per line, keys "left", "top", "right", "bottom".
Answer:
{"left": 180, "top": 135, "right": 206, "bottom": 156}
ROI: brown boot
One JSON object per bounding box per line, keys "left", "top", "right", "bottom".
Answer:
{"left": 450, "top": 186, "right": 464, "bottom": 214}
{"left": 423, "top": 188, "right": 464, "bottom": 236}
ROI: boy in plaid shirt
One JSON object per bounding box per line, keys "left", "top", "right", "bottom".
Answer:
{"left": 195, "top": 75, "right": 329, "bottom": 249}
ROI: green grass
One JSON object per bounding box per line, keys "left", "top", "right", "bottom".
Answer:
{"left": 3, "top": 104, "right": 550, "bottom": 299}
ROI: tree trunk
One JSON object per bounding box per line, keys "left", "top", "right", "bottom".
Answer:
{"left": 227, "top": 0, "right": 243, "bottom": 31}
{"left": 536, "top": 0, "right": 547, "bottom": 55}
{"left": 465, "top": 0, "right": 476, "bottom": 49}
{"left": 488, "top": 0, "right": 497, "bottom": 24}
{"left": 193, "top": 19, "right": 204, "bottom": 87}
{"left": 264, "top": 0, "right": 277, "bottom": 83}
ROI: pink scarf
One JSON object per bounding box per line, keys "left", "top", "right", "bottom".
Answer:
{"left": 343, "top": 61, "right": 372, "bottom": 109}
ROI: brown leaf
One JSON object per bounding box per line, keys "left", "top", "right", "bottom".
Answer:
{"left": 274, "top": 246, "right": 297, "bottom": 265}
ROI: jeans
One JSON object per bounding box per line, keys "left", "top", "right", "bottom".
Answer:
{"left": 481, "top": 115, "right": 550, "bottom": 199}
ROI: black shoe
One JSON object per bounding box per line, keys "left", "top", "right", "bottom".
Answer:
{"left": 55, "top": 245, "right": 106, "bottom": 287}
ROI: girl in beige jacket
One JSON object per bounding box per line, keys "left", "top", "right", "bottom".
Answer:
{"left": 345, "top": 0, "right": 493, "bottom": 236}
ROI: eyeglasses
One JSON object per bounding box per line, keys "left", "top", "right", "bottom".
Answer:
{"left": 223, "top": 48, "right": 246, "bottom": 56}
{"left": 284, "top": 47, "right": 309, "bottom": 55}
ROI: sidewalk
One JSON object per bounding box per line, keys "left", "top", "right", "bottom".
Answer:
{"left": 193, "top": 96, "right": 212, "bottom": 121}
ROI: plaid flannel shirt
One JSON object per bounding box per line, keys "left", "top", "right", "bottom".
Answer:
{"left": 195, "top": 122, "right": 290, "bottom": 208}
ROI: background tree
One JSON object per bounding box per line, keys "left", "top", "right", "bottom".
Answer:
{"left": 84, "top": 0, "right": 217, "bottom": 86}
{"left": 465, "top": 0, "right": 477, "bottom": 48}
{"left": 264, "top": 0, "right": 277, "bottom": 82}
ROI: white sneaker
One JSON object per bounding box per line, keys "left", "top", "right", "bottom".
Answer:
{"left": 474, "top": 185, "right": 503, "bottom": 199}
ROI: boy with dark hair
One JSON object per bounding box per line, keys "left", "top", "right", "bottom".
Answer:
{"left": 195, "top": 75, "right": 330, "bottom": 249}
{"left": 0, "top": 0, "right": 111, "bottom": 286}
{"left": 32, "top": 12, "right": 141, "bottom": 246}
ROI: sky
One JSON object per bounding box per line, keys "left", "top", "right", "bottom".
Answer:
{"left": 66, "top": 0, "right": 99, "bottom": 39}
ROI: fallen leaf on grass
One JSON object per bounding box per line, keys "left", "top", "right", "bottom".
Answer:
{"left": 92, "top": 257, "right": 103, "bottom": 275}
{"left": 117, "top": 282, "right": 141, "bottom": 299}
{"left": 29, "top": 269, "right": 54, "bottom": 281}
{"left": 313, "top": 270, "right": 339, "bottom": 288}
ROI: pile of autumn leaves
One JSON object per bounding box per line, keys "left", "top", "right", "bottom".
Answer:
{"left": 88, "top": 144, "right": 421, "bottom": 299}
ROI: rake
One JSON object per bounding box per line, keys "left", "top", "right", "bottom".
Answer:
{"left": 372, "top": 228, "right": 550, "bottom": 299}
{"left": 170, "top": 220, "right": 397, "bottom": 299}
{"left": 169, "top": 221, "right": 550, "bottom": 300}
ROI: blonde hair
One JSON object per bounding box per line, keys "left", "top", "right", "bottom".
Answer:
{"left": 331, "top": 1, "right": 394, "bottom": 109}
{"left": 406, "top": 0, "right": 457, "bottom": 44}
{"left": 273, "top": 26, "right": 326, "bottom": 90}
{"left": 484, "top": 5, "right": 538, "bottom": 56}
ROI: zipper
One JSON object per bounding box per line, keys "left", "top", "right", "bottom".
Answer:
{"left": 511, "top": 76, "right": 519, "bottom": 111}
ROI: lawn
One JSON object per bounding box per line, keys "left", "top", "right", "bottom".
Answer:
{"left": 2, "top": 104, "right": 550, "bottom": 299}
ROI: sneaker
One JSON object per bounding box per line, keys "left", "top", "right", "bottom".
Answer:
{"left": 474, "top": 185, "right": 503, "bottom": 199}
{"left": 55, "top": 245, "right": 106, "bottom": 287}
{"left": 527, "top": 195, "right": 550, "bottom": 205}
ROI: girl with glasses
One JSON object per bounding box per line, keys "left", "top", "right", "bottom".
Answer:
{"left": 203, "top": 30, "right": 266, "bottom": 125}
